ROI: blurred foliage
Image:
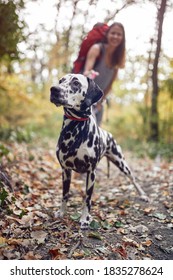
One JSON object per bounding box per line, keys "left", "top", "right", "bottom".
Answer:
{"left": 0, "top": 143, "right": 10, "bottom": 158}
{"left": 0, "top": 0, "right": 172, "bottom": 161}
{"left": 0, "top": 187, "right": 9, "bottom": 207}
{"left": 0, "top": 0, "right": 26, "bottom": 68}
{"left": 0, "top": 72, "right": 62, "bottom": 143}
{"left": 0, "top": 63, "right": 172, "bottom": 161}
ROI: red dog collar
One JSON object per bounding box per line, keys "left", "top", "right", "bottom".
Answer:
{"left": 64, "top": 113, "right": 89, "bottom": 121}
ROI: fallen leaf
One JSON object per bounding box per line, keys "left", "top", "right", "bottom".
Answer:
{"left": 153, "top": 213, "right": 167, "bottom": 220}
{"left": 155, "top": 235, "right": 163, "bottom": 241}
{"left": 31, "top": 230, "right": 47, "bottom": 244}
{"left": 112, "top": 243, "right": 127, "bottom": 259}
{"left": 142, "top": 240, "right": 152, "bottom": 247}
{"left": 144, "top": 207, "right": 154, "bottom": 214}
{"left": 122, "top": 237, "right": 139, "bottom": 248}
{"left": 90, "top": 220, "right": 100, "bottom": 229}
{"left": 130, "top": 224, "right": 148, "bottom": 234}
{"left": 88, "top": 231, "right": 102, "bottom": 240}
{"left": 0, "top": 236, "right": 7, "bottom": 247}
{"left": 72, "top": 251, "right": 84, "bottom": 258}
{"left": 49, "top": 247, "right": 66, "bottom": 260}
{"left": 101, "top": 220, "right": 111, "bottom": 230}
{"left": 70, "top": 213, "right": 81, "bottom": 221}
{"left": 113, "top": 221, "right": 123, "bottom": 228}
{"left": 24, "top": 251, "right": 42, "bottom": 260}
{"left": 2, "top": 248, "right": 21, "bottom": 259}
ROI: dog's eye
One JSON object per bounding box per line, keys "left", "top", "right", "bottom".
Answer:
{"left": 59, "top": 78, "right": 65, "bottom": 84}
{"left": 73, "top": 81, "right": 80, "bottom": 87}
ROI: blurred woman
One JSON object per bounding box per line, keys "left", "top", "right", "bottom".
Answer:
{"left": 83, "top": 22, "right": 126, "bottom": 125}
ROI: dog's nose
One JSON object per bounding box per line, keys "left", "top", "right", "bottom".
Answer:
{"left": 50, "top": 86, "right": 58, "bottom": 92}
{"left": 50, "top": 86, "right": 61, "bottom": 103}
{"left": 50, "top": 86, "right": 61, "bottom": 95}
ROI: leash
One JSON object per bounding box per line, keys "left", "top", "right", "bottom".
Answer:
{"left": 64, "top": 113, "right": 89, "bottom": 121}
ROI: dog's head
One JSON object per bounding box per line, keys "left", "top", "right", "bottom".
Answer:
{"left": 50, "top": 74, "right": 103, "bottom": 112}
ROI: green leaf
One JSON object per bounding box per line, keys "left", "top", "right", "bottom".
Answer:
{"left": 89, "top": 219, "right": 100, "bottom": 230}
{"left": 83, "top": 248, "right": 91, "bottom": 256}
{"left": 19, "top": 209, "right": 27, "bottom": 219}
{"left": 88, "top": 231, "right": 102, "bottom": 240}
{"left": 0, "top": 144, "right": 9, "bottom": 158}
{"left": 101, "top": 220, "right": 111, "bottom": 230}
{"left": 153, "top": 213, "right": 167, "bottom": 220}
{"left": 0, "top": 188, "right": 8, "bottom": 206}
{"left": 113, "top": 220, "right": 123, "bottom": 228}
{"left": 70, "top": 213, "right": 81, "bottom": 221}
{"left": 23, "top": 184, "right": 30, "bottom": 194}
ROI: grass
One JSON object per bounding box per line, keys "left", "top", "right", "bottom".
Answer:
{"left": 120, "top": 139, "right": 173, "bottom": 162}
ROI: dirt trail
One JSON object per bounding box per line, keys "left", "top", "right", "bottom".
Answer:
{"left": 0, "top": 143, "right": 173, "bottom": 260}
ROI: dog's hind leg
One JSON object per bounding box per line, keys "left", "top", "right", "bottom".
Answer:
{"left": 55, "top": 168, "right": 72, "bottom": 218}
{"left": 106, "top": 138, "right": 149, "bottom": 201}
{"left": 129, "top": 175, "right": 149, "bottom": 201}
{"left": 80, "top": 171, "right": 95, "bottom": 229}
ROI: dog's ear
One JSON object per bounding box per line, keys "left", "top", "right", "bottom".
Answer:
{"left": 80, "top": 77, "right": 103, "bottom": 111}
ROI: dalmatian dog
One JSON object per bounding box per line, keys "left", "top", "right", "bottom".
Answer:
{"left": 50, "top": 74, "right": 149, "bottom": 229}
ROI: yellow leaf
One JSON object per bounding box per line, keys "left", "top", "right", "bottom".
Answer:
{"left": 0, "top": 237, "right": 7, "bottom": 246}
{"left": 142, "top": 240, "right": 152, "bottom": 247}
{"left": 72, "top": 251, "right": 84, "bottom": 258}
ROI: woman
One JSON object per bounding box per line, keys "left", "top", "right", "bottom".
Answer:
{"left": 83, "top": 22, "right": 126, "bottom": 125}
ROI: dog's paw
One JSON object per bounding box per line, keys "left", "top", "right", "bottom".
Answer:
{"left": 55, "top": 201, "right": 67, "bottom": 218}
{"left": 80, "top": 221, "right": 89, "bottom": 230}
{"left": 140, "top": 194, "right": 150, "bottom": 202}
{"left": 80, "top": 215, "right": 91, "bottom": 230}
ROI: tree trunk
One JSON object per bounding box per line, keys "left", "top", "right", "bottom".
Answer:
{"left": 150, "top": 0, "right": 167, "bottom": 141}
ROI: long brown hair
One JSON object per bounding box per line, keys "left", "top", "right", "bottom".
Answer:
{"left": 105, "top": 22, "right": 126, "bottom": 68}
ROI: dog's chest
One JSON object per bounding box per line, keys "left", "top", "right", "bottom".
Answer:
{"left": 56, "top": 119, "right": 105, "bottom": 172}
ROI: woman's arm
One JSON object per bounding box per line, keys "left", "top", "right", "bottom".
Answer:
{"left": 83, "top": 44, "right": 100, "bottom": 76}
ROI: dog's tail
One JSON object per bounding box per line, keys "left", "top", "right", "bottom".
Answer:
{"left": 107, "top": 157, "right": 110, "bottom": 178}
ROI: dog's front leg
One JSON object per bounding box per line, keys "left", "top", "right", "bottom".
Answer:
{"left": 55, "top": 168, "right": 71, "bottom": 218}
{"left": 80, "top": 171, "right": 95, "bottom": 229}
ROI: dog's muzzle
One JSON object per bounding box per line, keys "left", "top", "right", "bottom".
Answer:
{"left": 50, "top": 86, "right": 67, "bottom": 106}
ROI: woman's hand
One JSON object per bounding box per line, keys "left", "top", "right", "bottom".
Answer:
{"left": 83, "top": 69, "right": 99, "bottom": 79}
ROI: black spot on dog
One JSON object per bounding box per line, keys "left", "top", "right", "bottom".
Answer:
{"left": 115, "top": 160, "right": 120, "bottom": 168}
{"left": 63, "top": 179, "right": 70, "bottom": 201}
{"left": 74, "top": 158, "right": 87, "bottom": 172}
{"left": 111, "top": 145, "right": 122, "bottom": 158}
{"left": 92, "top": 125, "right": 96, "bottom": 134}
{"left": 84, "top": 155, "right": 89, "bottom": 163}
{"left": 91, "top": 173, "right": 95, "bottom": 181}
{"left": 64, "top": 132, "right": 71, "bottom": 140}
{"left": 59, "top": 77, "right": 66, "bottom": 84}
{"left": 72, "top": 129, "right": 77, "bottom": 137}
{"left": 66, "top": 161, "right": 73, "bottom": 168}
{"left": 87, "top": 132, "right": 94, "bottom": 147}
{"left": 125, "top": 166, "right": 131, "bottom": 175}
{"left": 94, "top": 136, "right": 98, "bottom": 145}
{"left": 68, "top": 140, "right": 73, "bottom": 147}
{"left": 61, "top": 143, "right": 68, "bottom": 154}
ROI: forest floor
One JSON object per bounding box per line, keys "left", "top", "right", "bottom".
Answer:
{"left": 0, "top": 141, "right": 173, "bottom": 260}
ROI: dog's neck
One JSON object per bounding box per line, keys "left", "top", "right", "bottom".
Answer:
{"left": 64, "top": 108, "right": 91, "bottom": 121}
